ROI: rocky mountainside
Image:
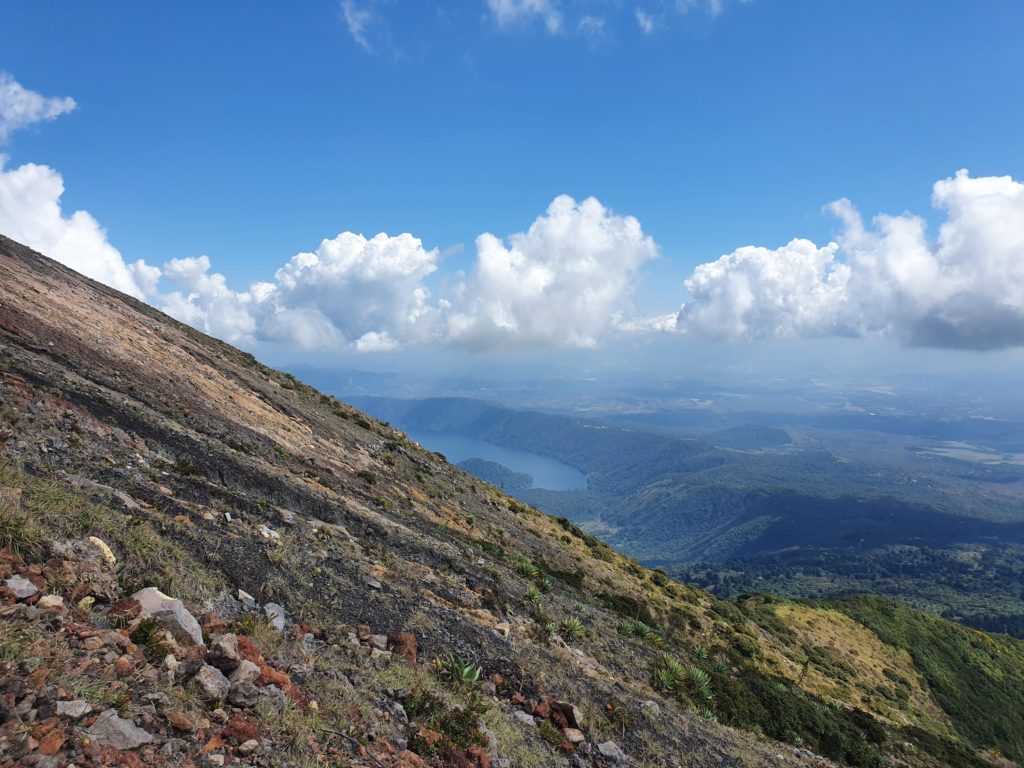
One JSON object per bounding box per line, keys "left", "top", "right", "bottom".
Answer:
{"left": 1, "top": 232, "right": 1023, "bottom": 768}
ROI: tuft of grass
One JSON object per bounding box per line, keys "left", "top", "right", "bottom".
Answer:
{"left": 0, "top": 501, "right": 41, "bottom": 556}
{"left": 538, "top": 720, "right": 564, "bottom": 747}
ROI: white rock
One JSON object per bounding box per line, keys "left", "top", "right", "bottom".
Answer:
{"left": 88, "top": 709, "right": 154, "bottom": 749}
{"left": 37, "top": 594, "right": 64, "bottom": 610}
{"left": 56, "top": 699, "right": 92, "bottom": 719}
{"left": 513, "top": 710, "right": 537, "bottom": 727}
{"left": 263, "top": 602, "right": 286, "bottom": 631}
{"left": 4, "top": 575, "right": 37, "bottom": 599}
{"left": 597, "top": 741, "right": 628, "bottom": 765}
{"left": 230, "top": 659, "right": 260, "bottom": 684}
{"left": 563, "top": 727, "right": 586, "bottom": 744}
{"left": 191, "top": 664, "right": 230, "bottom": 703}
{"left": 132, "top": 587, "right": 205, "bottom": 647}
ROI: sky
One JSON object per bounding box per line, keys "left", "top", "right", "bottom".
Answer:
{"left": 1, "top": 1, "right": 1024, "bottom": 374}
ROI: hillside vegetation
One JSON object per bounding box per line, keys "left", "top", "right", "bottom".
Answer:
{"left": 354, "top": 396, "right": 1024, "bottom": 638}
{"left": 2, "top": 233, "right": 1024, "bottom": 768}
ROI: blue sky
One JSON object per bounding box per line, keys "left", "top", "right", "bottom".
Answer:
{"left": 2, "top": 1, "right": 1024, "bottom": 362}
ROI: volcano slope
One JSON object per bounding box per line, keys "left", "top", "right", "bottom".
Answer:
{"left": 2, "top": 232, "right": 1024, "bottom": 768}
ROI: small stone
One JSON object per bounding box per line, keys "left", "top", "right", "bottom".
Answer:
{"left": 263, "top": 602, "right": 286, "bottom": 631}
{"left": 56, "top": 700, "right": 91, "bottom": 719}
{"left": 513, "top": 710, "right": 536, "bottom": 727}
{"left": 38, "top": 594, "right": 64, "bottom": 611}
{"left": 114, "top": 655, "right": 135, "bottom": 678}
{"left": 228, "top": 681, "right": 260, "bottom": 708}
{"left": 596, "top": 741, "right": 628, "bottom": 765}
{"left": 192, "top": 664, "right": 230, "bottom": 703}
{"left": 4, "top": 575, "right": 37, "bottom": 600}
{"left": 207, "top": 633, "right": 241, "bottom": 671}
{"left": 88, "top": 709, "right": 155, "bottom": 749}
{"left": 132, "top": 587, "right": 205, "bottom": 648}
{"left": 641, "top": 700, "right": 660, "bottom": 717}
{"left": 363, "top": 575, "right": 382, "bottom": 590}
{"left": 387, "top": 632, "right": 417, "bottom": 666}
{"left": 277, "top": 508, "right": 296, "bottom": 525}
{"left": 308, "top": 700, "right": 319, "bottom": 712}
{"left": 38, "top": 729, "right": 68, "bottom": 756}
{"left": 237, "top": 589, "right": 256, "bottom": 609}
{"left": 83, "top": 636, "right": 104, "bottom": 651}
{"left": 369, "top": 634, "right": 388, "bottom": 651}
{"left": 208, "top": 754, "right": 225, "bottom": 767}
{"left": 229, "top": 659, "right": 260, "bottom": 684}
{"left": 237, "top": 738, "right": 259, "bottom": 755}
{"left": 563, "top": 727, "right": 586, "bottom": 744}
{"left": 553, "top": 701, "right": 585, "bottom": 729}
{"left": 167, "top": 711, "right": 197, "bottom": 733}
{"left": 494, "top": 622, "right": 511, "bottom": 638}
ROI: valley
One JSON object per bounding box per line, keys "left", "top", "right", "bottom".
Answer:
{"left": 348, "top": 395, "right": 1024, "bottom": 639}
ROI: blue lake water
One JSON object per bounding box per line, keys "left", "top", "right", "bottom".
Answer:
{"left": 407, "top": 431, "right": 587, "bottom": 491}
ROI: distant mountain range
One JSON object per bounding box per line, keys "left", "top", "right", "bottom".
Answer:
{"left": 351, "top": 395, "right": 1024, "bottom": 638}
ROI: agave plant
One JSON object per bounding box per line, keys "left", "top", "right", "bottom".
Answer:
{"left": 693, "top": 644, "right": 709, "bottom": 661}
{"left": 652, "top": 654, "right": 685, "bottom": 692}
{"left": 617, "top": 620, "right": 637, "bottom": 637}
{"left": 687, "top": 666, "right": 714, "bottom": 702}
{"left": 560, "top": 616, "right": 584, "bottom": 639}
{"left": 525, "top": 585, "right": 543, "bottom": 603}
{"left": 662, "top": 655, "right": 687, "bottom": 681}
{"left": 515, "top": 558, "right": 539, "bottom": 579}
{"left": 633, "top": 621, "right": 655, "bottom": 640}
{"left": 653, "top": 667, "right": 678, "bottom": 692}
{"left": 536, "top": 575, "right": 553, "bottom": 594}
{"left": 691, "top": 705, "right": 717, "bottom": 721}
{"left": 433, "top": 653, "right": 482, "bottom": 685}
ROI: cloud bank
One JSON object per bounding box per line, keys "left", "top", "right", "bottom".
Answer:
{"left": 0, "top": 152, "right": 655, "bottom": 352}
{"left": 4, "top": 145, "right": 1023, "bottom": 352}
{"left": 0, "top": 72, "right": 77, "bottom": 144}
{"left": 0, "top": 159, "right": 156, "bottom": 299}
{"left": 678, "top": 170, "right": 1024, "bottom": 350}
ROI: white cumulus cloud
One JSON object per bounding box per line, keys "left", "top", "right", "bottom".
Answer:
{"left": 678, "top": 170, "right": 1024, "bottom": 350}
{"left": 448, "top": 195, "right": 659, "bottom": 349}
{"left": 0, "top": 159, "right": 157, "bottom": 299}
{"left": 158, "top": 232, "right": 441, "bottom": 352}
{"left": 0, "top": 72, "right": 77, "bottom": 144}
